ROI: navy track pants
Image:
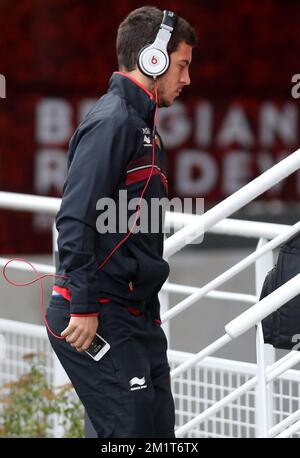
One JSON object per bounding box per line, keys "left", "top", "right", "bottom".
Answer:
{"left": 46, "top": 295, "right": 175, "bottom": 438}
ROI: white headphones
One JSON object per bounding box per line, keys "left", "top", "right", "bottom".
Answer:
{"left": 137, "top": 10, "right": 177, "bottom": 78}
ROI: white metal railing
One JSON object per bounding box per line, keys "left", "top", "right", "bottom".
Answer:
{"left": 163, "top": 221, "right": 300, "bottom": 323}
{"left": 163, "top": 149, "right": 300, "bottom": 257}
{"left": 0, "top": 318, "right": 70, "bottom": 437}
{"left": 161, "top": 149, "right": 300, "bottom": 437}
{"left": 169, "top": 349, "right": 300, "bottom": 438}
{"left": 1, "top": 148, "right": 300, "bottom": 437}
{"left": 163, "top": 150, "right": 300, "bottom": 437}
{"left": 1, "top": 317, "right": 300, "bottom": 439}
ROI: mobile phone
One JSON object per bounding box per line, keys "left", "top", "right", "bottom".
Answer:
{"left": 85, "top": 333, "right": 110, "bottom": 361}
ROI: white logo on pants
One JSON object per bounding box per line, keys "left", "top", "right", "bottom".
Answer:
{"left": 129, "top": 376, "right": 147, "bottom": 391}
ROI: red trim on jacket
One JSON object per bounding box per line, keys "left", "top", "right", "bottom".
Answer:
{"left": 53, "top": 285, "right": 71, "bottom": 301}
{"left": 126, "top": 168, "right": 168, "bottom": 192}
{"left": 113, "top": 71, "right": 155, "bottom": 100}
{"left": 53, "top": 287, "right": 142, "bottom": 317}
{"left": 127, "top": 306, "right": 142, "bottom": 316}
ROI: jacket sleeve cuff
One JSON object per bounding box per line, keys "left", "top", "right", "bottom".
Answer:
{"left": 70, "top": 312, "right": 99, "bottom": 317}
{"left": 69, "top": 283, "right": 101, "bottom": 314}
{"left": 70, "top": 301, "right": 100, "bottom": 315}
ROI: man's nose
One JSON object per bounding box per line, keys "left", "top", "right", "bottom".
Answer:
{"left": 181, "top": 68, "right": 191, "bottom": 86}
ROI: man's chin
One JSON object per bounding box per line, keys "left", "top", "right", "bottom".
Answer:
{"left": 158, "top": 98, "right": 173, "bottom": 108}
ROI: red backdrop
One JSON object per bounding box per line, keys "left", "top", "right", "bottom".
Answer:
{"left": 0, "top": 0, "right": 299, "bottom": 253}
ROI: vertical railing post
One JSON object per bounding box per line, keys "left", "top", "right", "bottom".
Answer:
{"left": 52, "top": 354, "right": 70, "bottom": 437}
{"left": 255, "top": 323, "right": 269, "bottom": 436}
{"left": 255, "top": 237, "right": 275, "bottom": 436}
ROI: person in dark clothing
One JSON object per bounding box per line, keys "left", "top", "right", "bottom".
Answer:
{"left": 47, "top": 6, "right": 196, "bottom": 438}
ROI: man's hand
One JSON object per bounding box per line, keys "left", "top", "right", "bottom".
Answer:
{"left": 61, "top": 315, "right": 99, "bottom": 352}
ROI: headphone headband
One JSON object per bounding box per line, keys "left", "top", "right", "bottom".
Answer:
{"left": 137, "top": 10, "right": 177, "bottom": 78}
{"left": 161, "top": 10, "right": 177, "bottom": 31}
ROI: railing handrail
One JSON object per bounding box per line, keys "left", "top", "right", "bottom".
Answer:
{"left": 225, "top": 273, "right": 300, "bottom": 340}
{"left": 168, "top": 349, "right": 300, "bottom": 382}
{"left": 0, "top": 191, "right": 60, "bottom": 213}
{"left": 162, "top": 220, "right": 300, "bottom": 323}
{"left": 163, "top": 148, "right": 300, "bottom": 257}
{"left": 170, "top": 274, "right": 300, "bottom": 380}
{"left": 0, "top": 190, "right": 293, "bottom": 240}
{"left": 0, "top": 318, "right": 47, "bottom": 338}
{"left": 0, "top": 257, "right": 55, "bottom": 274}
{"left": 165, "top": 282, "right": 257, "bottom": 304}
{"left": 167, "top": 213, "right": 291, "bottom": 239}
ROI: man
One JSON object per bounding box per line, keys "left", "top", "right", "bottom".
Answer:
{"left": 47, "top": 6, "right": 196, "bottom": 438}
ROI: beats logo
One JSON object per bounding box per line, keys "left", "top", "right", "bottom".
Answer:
{"left": 151, "top": 55, "right": 158, "bottom": 65}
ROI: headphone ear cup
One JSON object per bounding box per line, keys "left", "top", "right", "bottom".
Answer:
{"left": 137, "top": 45, "right": 149, "bottom": 73}
{"left": 138, "top": 45, "right": 169, "bottom": 77}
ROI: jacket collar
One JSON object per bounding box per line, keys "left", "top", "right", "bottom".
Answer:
{"left": 108, "top": 72, "right": 156, "bottom": 127}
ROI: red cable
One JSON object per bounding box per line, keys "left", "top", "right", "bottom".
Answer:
{"left": 3, "top": 80, "right": 159, "bottom": 339}
{"left": 3, "top": 258, "right": 67, "bottom": 339}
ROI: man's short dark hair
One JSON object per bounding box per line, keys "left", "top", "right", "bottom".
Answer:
{"left": 116, "top": 6, "right": 197, "bottom": 72}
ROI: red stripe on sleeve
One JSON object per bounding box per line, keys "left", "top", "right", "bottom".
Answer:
{"left": 53, "top": 285, "right": 71, "bottom": 301}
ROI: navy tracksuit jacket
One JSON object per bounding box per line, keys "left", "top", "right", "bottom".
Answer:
{"left": 47, "top": 72, "right": 175, "bottom": 437}
{"left": 54, "top": 71, "right": 170, "bottom": 317}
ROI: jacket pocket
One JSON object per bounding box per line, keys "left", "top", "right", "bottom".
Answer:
{"left": 46, "top": 306, "right": 70, "bottom": 336}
